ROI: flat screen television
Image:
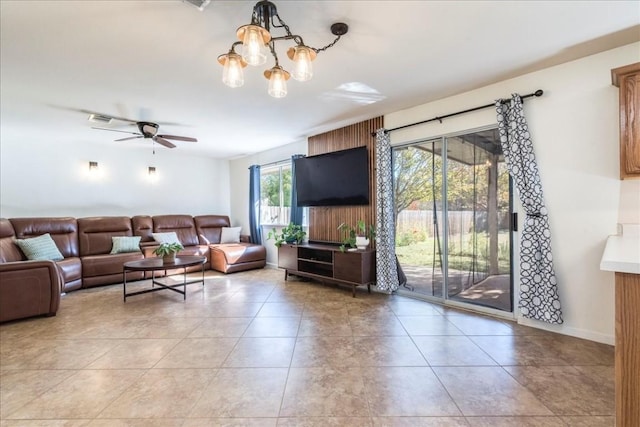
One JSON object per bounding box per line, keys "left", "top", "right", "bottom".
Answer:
{"left": 294, "top": 146, "right": 369, "bottom": 207}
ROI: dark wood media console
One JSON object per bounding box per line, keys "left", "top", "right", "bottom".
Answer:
{"left": 277, "top": 243, "right": 375, "bottom": 297}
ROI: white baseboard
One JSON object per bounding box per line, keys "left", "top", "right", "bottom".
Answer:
{"left": 518, "top": 317, "right": 614, "bottom": 345}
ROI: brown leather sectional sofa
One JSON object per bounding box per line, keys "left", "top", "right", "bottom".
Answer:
{"left": 0, "top": 214, "right": 266, "bottom": 323}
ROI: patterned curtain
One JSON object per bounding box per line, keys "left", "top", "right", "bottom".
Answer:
{"left": 375, "top": 129, "right": 399, "bottom": 292}
{"left": 289, "top": 154, "right": 305, "bottom": 226}
{"left": 248, "top": 164, "right": 262, "bottom": 244}
{"left": 495, "top": 95, "right": 563, "bottom": 324}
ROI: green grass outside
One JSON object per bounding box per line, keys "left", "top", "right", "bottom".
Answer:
{"left": 395, "top": 233, "right": 510, "bottom": 273}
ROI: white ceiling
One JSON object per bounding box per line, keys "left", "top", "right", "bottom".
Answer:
{"left": 1, "top": 1, "right": 639, "bottom": 159}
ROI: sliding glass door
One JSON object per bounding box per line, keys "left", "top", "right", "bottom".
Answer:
{"left": 393, "top": 127, "right": 513, "bottom": 313}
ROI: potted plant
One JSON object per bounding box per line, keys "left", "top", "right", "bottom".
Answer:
{"left": 153, "top": 242, "right": 184, "bottom": 264}
{"left": 266, "top": 223, "right": 306, "bottom": 247}
{"left": 338, "top": 220, "right": 376, "bottom": 252}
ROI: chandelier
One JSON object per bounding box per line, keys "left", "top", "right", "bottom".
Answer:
{"left": 217, "top": 1, "right": 348, "bottom": 98}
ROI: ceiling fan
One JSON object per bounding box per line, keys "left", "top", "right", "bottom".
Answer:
{"left": 92, "top": 121, "right": 197, "bottom": 149}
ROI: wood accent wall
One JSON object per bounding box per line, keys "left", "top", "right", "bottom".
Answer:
{"left": 307, "top": 117, "right": 383, "bottom": 244}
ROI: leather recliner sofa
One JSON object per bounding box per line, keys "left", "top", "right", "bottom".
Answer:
{"left": 0, "top": 219, "right": 61, "bottom": 323}
{"left": 0, "top": 214, "right": 266, "bottom": 323}
{"left": 195, "top": 215, "right": 267, "bottom": 273}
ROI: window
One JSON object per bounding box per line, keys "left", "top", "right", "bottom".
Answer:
{"left": 260, "top": 162, "right": 291, "bottom": 225}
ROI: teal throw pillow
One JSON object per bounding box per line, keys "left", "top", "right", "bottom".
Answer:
{"left": 110, "top": 236, "right": 142, "bottom": 254}
{"left": 15, "top": 233, "right": 64, "bottom": 261}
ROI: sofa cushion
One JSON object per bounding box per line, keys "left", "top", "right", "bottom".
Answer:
{"left": 194, "top": 215, "right": 230, "bottom": 245}
{"left": 10, "top": 217, "right": 79, "bottom": 258}
{"left": 15, "top": 234, "right": 64, "bottom": 261}
{"left": 82, "top": 252, "right": 144, "bottom": 278}
{"left": 210, "top": 243, "right": 266, "bottom": 264}
{"left": 152, "top": 215, "right": 199, "bottom": 247}
{"left": 0, "top": 218, "right": 23, "bottom": 263}
{"left": 132, "top": 215, "right": 154, "bottom": 243}
{"left": 78, "top": 216, "right": 134, "bottom": 256}
{"left": 220, "top": 227, "right": 241, "bottom": 244}
{"left": 110, "top": 236, "right": 141, "bottom": 254}
{"left": 56, "top": 257, "right": 82, "bottom": 291}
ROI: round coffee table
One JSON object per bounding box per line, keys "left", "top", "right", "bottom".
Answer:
{"left": 122, "top": 255, "right": 206, "bottom": 301}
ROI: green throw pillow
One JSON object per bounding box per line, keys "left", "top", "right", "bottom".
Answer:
{"left": 110, "top": 236, "right": 142, "bottom": 254}
{"left": 15, "top": 233, "right": 64, "bottom": 261}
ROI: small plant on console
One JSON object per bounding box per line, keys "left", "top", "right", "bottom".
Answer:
{"left": 267, "top": 223, "right": 306, "bottom": 247}
{"left": 338, "top": 220, "right": 376, "bottom": 252}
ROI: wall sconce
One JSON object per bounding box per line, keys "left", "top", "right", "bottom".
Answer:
{"left": 89, "top": 161, "right": 98, "bottom": 172}
{"left": 148, "top": 166, "right": 156, "bottom": 176}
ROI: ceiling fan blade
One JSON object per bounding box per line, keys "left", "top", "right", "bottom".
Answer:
{"left": 114, "top": 136, "right": 144, "bottom": 142}
{"left": 153, "top": 137, "right": 176, "bottom": 149}
{"left": 80, "top": 109, "right": 137, "bottom": 123}
{"left": 92, "top": 127, "right": 141, "bottom": 135}
{"left": 155, "top": 121, "right": 190, "bottom": 127}
{"left": 157, "top": 134, "right": 197, "bottom": 142}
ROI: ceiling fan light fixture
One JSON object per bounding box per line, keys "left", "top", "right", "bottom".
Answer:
{"left": 264, "top": 65, "right": 290, "bottom": 98}
{"left": 219, "top": 1, "right": 347, "bottom": 97}
{"left": 92, "top": 119, "right": 196, "bottom": 149}
{"left": 139, "top": 122, "right": 159, "bottom": 137}
{"left": 287, "top": 45, "right": 316, "bottom": 82}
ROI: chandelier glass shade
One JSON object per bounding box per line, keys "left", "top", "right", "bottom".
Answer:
{"left": 218, "top": 51, "right": 247, "bottom": 88}
{"left": 217, "top": 1, "right": 348, "bottom": 98}
{"left": 237, "top": 24, "right": 271, "bottom": 66}
{"left": 264, "top": 65, "right": 290, "bottom": 98}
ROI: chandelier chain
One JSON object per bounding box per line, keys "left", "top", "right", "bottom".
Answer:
{"left": 269, "top": 42, "right": 280, "bottom": 66}
{"left": 312, "top": 35, "right": 343, "bottom": 53}
{"left": 273, "top": 11, "right": 340, "bottom": 54}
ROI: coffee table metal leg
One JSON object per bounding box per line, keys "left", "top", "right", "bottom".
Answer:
{"left": 183, "top": 266, "right": 187, "bottom": 300}
{"left": 123, "top": 269, "right": 127, "bottom": 302}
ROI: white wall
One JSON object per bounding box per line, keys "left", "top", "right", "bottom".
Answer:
{"left": 0, "top": 140, "right": 230, "bottom": 218}
{"left": 619, "top": 179, "right": 640, "bottom": 224}
{"left": 386, "top": 42, "right": 640, "bottom": 344}
{"left": 229, "top": 140, "right": 307, "bottom": 265}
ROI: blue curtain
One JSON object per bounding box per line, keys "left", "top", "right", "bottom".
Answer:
{"left": 289, "top": 154, "right": 305, "bottom": 226}
{"left": 248, "top": 164, "right": 262, "bottom": 244}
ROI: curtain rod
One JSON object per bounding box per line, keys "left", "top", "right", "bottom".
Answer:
{"left": 371, "top": 89, "right": 544, "bottom": 137}
{"left": 260, "top": 158, "right": 290, "bottom": 168}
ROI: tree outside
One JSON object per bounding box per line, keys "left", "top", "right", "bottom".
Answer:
{"left": 393, "top": 133, "right": 512, "bottom": 306}
{"left": 260, "top": 165, "right": 292, "bottom": 224}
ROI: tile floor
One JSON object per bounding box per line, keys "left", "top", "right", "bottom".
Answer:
{"left": 0, "top": 267, "right": 615, "bottom": 426}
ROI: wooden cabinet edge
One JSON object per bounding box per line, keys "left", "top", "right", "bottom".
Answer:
{"left": 611, "top": 62, "right": 640, "bottom": 180}
{"left": 614, "top": 272, "right": 640, "bottom": 426}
